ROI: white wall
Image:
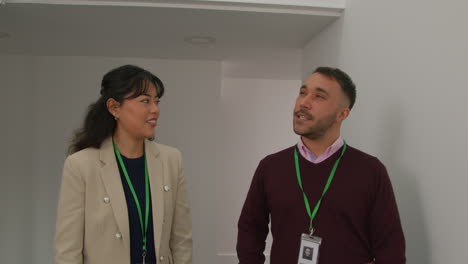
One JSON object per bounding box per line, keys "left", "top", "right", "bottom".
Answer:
{"left": 0, "top": 55, "right": 222, "bottom": 264}
{"left": 0, "top": 55, "right": 34, "bottom": 264}
{"left": 303, "top": 0, "right": 468, "bottom": 263}
{"left": 216, "top": 53, "right": 302, "bottom": 263}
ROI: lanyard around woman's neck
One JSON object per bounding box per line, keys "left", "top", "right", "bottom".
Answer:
{"left": 113, "top": 140, "right": 150, "bottom": 256}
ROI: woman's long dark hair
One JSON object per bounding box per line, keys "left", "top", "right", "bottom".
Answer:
{"left": 68, "top": 65, "right": 165, "bottom": 154}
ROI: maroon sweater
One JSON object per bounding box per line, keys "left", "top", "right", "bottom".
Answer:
{"left": 237, "top": 145, "right": 405, "bottom": 264}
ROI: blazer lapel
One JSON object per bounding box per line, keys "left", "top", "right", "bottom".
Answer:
{"left": 99, "top": 138, "right": 130, "bottom": 250}
{"left": 145, "top": 140, "right": 164, "bottom": 253}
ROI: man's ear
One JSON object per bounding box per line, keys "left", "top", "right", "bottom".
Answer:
{"left": 106, "top": 98, "right": 120, "bottom": 119}
{"left": 337, "top": 107, "right": 350, "bottom": 122}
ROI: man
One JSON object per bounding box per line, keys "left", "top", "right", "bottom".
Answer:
{"left": 237, "top": 67, "right": 405, "bottom": 264}
{"left": 302, "top": 247, "right": 313, "bottom": 260}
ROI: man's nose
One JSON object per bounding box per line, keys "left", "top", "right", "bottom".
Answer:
{"left": 298, "top": 95, "right": 312, "bottom": 109}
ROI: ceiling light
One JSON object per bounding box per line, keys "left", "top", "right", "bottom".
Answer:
{"left": 184, "top": 36, "right": 216, "bottom": 46}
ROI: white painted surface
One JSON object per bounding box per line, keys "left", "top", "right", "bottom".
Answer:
{"left": 0, "top": 55, "right": 33, "bottom": 264}
{"left": 215, "top": 58, "right": 301, "bottom": 263}
{"left": 303, "top": 0, "right": 468, "bottom": 263}
{"left": 206, "top": 0, "right": 345, "bottom": 7}
{"left": 216, "top": 77, "right": 300, "bottom": 263}
{"left": 0, "top": 2, "right": 340, "bottom": 60}
{"left": 5, "top": 0, "right": 345, "bottom": 9}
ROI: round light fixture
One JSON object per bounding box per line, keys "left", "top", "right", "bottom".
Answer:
{"left": 184, "top": 36, "right": 216, "bottom": 46}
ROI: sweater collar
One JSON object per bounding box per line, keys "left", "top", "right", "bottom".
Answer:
{"left": 297, "top": 136, "right": 344, "bottom": 164}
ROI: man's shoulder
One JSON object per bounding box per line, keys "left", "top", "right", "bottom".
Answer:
{"left": 345, "top": 144, "right": 386, "bottom": 168}
{"left": 346, "top": 144, "right": 377, "bottom": 158}
{"left": 260, "top": 145, "right": 296, "bottom": 164}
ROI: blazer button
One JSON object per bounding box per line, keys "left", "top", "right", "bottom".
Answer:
{"left": 115, "top": 232, "right": 122, "bottom": 239}
{"left": 164, "top": 185, "right": 170, "bottom": 192}
{"left": 103, "top": 197, "right": 110, "bottom": 203}
{"left": 159, "top": 256, "right": 164, "bottom": 261}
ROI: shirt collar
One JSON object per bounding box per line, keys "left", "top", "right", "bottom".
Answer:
{"left": 297, "top": 136, "right": 344, "bottom": 164}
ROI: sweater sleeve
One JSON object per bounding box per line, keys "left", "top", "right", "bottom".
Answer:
{"left": 369, "top": 159, "right": 406, "bottom": 264}
{"left": 237, "top": 159, "right": 270, "bottom": 264}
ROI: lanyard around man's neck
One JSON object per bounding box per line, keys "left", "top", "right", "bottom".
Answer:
{"left": 293, "top": 141, "right": 347, "bottom": 235}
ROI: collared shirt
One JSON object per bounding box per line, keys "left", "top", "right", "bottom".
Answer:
{"left": 297, "top": 136, "right": 344, "bottom": 164}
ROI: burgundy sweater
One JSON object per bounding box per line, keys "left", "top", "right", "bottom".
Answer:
{"left": 237, "top": 145, "right": 405, "bottom": 264}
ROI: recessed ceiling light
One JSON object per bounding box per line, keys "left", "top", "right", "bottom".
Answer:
{"left": 0, "top": 32, "right": 11, "bottom": 39}
{"left": 184, "top": 36, "right": 216, "bottom": 46}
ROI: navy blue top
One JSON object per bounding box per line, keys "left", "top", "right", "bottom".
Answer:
{"left": 117, "top": 154, "right": 157, "bottom": 264}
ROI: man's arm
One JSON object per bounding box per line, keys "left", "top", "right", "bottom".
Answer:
{"left": 237, "top": 160, "right": 270, "bottom": 264}
{"left": 369, "top": 160, "right": 406, "bottom": 264}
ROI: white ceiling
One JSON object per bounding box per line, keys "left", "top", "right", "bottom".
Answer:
{"left": 0, "top": 0, "right": 343, "bottom": 60}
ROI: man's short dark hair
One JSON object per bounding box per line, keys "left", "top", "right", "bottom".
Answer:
{"left": 314, "top": 67, "right": 356, "bottom": 109}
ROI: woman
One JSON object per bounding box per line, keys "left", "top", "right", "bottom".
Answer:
{"left": 54, "top": 65, "right": 192, "bottom": 264}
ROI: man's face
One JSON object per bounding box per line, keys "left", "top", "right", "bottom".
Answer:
{"left": 293, "top": 72, "right": 349, "bottom": 140}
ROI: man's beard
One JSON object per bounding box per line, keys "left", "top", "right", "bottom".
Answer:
{"left": 293, "top": 109, "right": 338, "bottom": 140}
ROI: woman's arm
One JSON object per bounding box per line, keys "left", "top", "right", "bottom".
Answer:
{"left": 170, "top": 151, "right": 193, "bottom": 264}
{"left": 54, "top": 157, "right": 85, "bottom": 264}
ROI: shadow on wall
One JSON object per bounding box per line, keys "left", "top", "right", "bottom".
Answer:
{"left": 378, "top": 105, "right": 430, "bottom": 264}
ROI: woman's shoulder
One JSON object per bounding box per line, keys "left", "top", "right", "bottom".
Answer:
{"left": 65, "top": 146, "right": 101, "bottom": 165}
{"left": 146, "top": 141, "right": 183, "bottom": 172}
{"left": 149, "top": 140, "right": 180, "bottom": 154}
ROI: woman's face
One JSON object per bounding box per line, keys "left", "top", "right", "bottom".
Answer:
{"left": 113, "top": 83, "right": 160, "bottom": 141}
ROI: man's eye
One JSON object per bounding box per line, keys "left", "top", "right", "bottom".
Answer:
{"left": 142, "top": 99, "right": 149, "bottom": 103}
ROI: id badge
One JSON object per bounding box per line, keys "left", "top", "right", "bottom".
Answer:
{"left": 297, "top": 233, "right": 322, "bottom": 264}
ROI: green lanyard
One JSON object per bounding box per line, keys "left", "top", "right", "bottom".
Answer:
{"left": 113, "top": 141, "right": 150, "bottom": 254}
{"left": 294, "top": 141, "right": 347, "bottom": 235}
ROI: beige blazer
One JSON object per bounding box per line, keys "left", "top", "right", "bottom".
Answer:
{"left": 54, "top": 138, "right": 192, "bottom": 264}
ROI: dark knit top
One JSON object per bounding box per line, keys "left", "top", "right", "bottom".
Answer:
{"left": 117, "top": 155, "right": 156, "bottom": 264}
{"left": 237, "top": 145, "right": 406, "bottom": 264}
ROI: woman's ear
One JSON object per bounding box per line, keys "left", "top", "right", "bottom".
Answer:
{"left": 106, "top": 98, "right": 120, "bottom": 119}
